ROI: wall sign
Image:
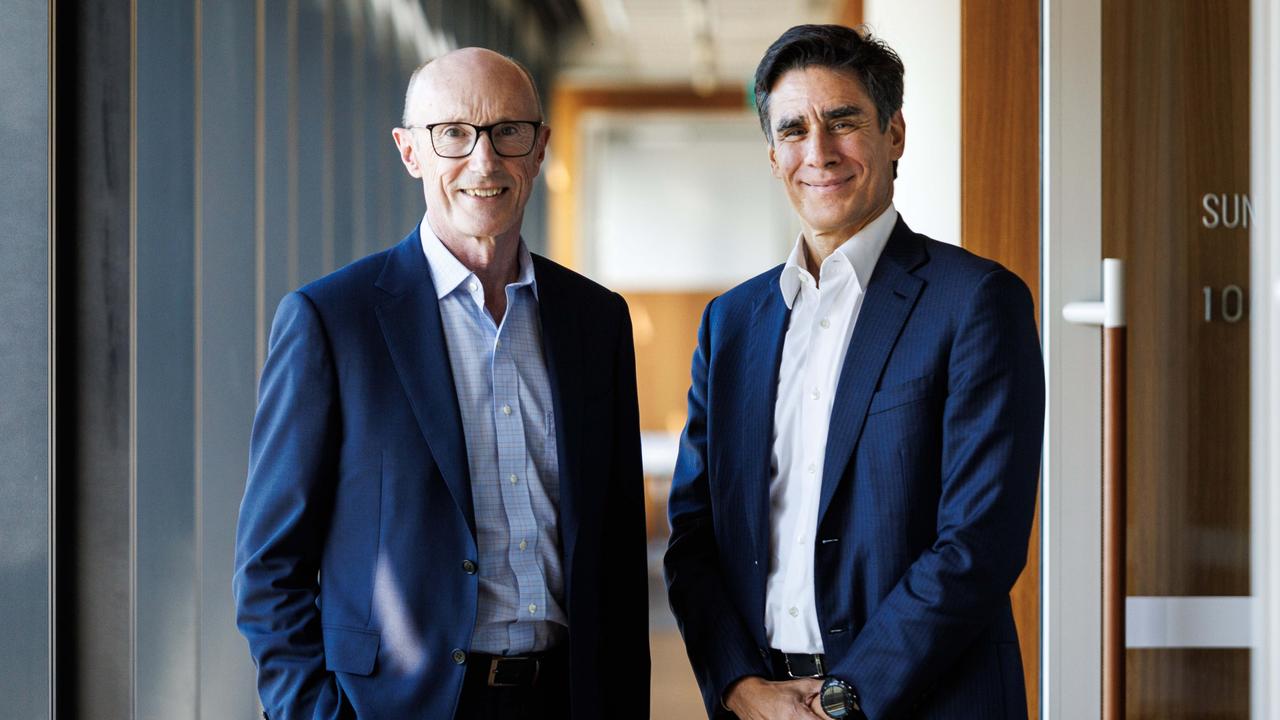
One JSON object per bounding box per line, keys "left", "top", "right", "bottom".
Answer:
{"left": 1201, "top": 193, "right": 1255, "bottom": 229}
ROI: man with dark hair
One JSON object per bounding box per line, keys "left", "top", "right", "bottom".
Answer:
{"left": 234, "top": 48, "right": 650, "bottom": 719}
{"left": 665, "top": 24, "right": 1043, "bottom": 720}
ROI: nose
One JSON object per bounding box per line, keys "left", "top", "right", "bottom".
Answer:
{"left": 803, "top": 128, "right": 839, "bottom": 167}
{"left": 467, "top": 130, "right": 502, "bottom": 171}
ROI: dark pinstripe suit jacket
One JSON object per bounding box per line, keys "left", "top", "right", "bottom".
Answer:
{"left": 665, "top": 217, "right": 1044, "bottom": 719}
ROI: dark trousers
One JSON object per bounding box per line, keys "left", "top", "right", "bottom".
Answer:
{"left": 454, "top": 650, "right": 570, "bottom": 720}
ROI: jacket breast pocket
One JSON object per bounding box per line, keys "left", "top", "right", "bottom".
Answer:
{"left": 323, "top": 625, "right": 381, "bottom": 676}
{"left": 868, "top": 374, "right": 937, "bottom": 415}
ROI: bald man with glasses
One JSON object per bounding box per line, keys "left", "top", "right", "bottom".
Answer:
{"left": 234, "top": 47, "right": 650, "bottom": 720}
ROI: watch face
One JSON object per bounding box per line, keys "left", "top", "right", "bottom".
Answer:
{"left": 820, "top": 683, "right": 851, "bottom": 719}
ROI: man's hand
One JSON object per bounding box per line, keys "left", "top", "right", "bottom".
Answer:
{"left": 724, "top": 676, "right": 825, "bottom": 720}
{"left": 808, "top": 688, "right": 830, "bottom": 718}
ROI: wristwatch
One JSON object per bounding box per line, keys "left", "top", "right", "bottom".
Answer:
{"left": 819, "top": 676, "right": 863, "bottom": 719}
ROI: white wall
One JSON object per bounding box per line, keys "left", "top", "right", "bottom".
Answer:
{"left": 581, "top": 112, "right": 796, "bottom": 290}
{"left": 862, "top": 0, "right": 961, "bottom": 246}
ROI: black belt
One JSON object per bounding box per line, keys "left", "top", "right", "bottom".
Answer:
{"left": 465, "top": 650, "right": 561, "bottom": 688}
{"left": 767, "top": 649, "right": 827, "bottom": 679}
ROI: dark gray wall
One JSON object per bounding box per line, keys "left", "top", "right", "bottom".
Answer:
{"left": 1, "top": 1, "right": 563, "bottom": 717}
{"left": 0, "top": 0, "right": 50, "bottom": 716}
{"left": 135, "top": 0, "right": 198, "bottom": 715}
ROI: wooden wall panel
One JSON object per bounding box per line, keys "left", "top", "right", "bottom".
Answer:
{"left": 961, "top": 0, "right": 1041, "bottom": 716}
{"left": 621, "top": 291, "right": 719, "bottom": 433}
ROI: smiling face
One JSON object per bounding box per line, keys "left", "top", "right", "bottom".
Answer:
{"left": 392, "top": 48, "right": 549, "bottom": 246}
{"left": 766, "top": 65, "right": 905, "bottom": 244}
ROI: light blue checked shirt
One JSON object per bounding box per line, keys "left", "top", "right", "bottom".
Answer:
{"left": 419, "top": 219, "right": 567, "bottom": 655}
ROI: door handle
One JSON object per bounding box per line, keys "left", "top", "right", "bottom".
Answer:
{"left": 1062, "top": 258, "right": 1125, "bottom": 328}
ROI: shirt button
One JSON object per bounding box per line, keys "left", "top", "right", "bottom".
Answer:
{"left": 789, "top": 606, "right": 799, "bottom": 617}
{"left": 509, "top": 473, "right": 518, "bottom": 485}
{"left": 528, "top": 603, "right": 537, "bottom": 615}
{"left": 808, "top": 463, "right": 817, "bottom": 475}
{"left": 820, "top": 318, "right": 831, "bottom": 329}
{"left": 519, "top": 538, "right": 528, "bottom": 551}
{"left": 502, "top": 404, "right": 512, "bottom": 415}
{"left": 462, "top": 559, "right": 477, "bottom": 574}
{"left": 451, "top": 649, "right": 467, "bottom": 665}
{"left": 468, "top": 281, "right": 478, "bottom": 293}
{"left": 811, "top": 388, "right": 821, "bottom": 400}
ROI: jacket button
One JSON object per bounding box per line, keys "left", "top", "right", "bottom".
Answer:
{"left": 462, "top": 559, "right": 477, "bottom": 574}
{"left": 451, "top": 649, "right": 467, "bottom": 665}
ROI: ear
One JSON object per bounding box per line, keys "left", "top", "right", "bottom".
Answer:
{"left": 392, "top": 127, "right": 423, "bottom": 179}
{"left": 768, "top": 141, "right": 782, "bottom": 179}
{"left": 887, "top": 110, "right": 905, "bottom": 161}
{"left": 534, "top": 125, "right": 551, "bottom": 165}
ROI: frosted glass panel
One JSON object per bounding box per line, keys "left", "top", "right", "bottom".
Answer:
{"left": 582, "top": 113, "right": 795, "bottom": 290}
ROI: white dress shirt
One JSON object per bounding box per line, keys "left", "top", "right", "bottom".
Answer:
{"left": 764, "top": 204, "right": 897, "bottom": 654}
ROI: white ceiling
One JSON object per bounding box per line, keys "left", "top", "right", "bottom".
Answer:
{"left": 561, "top": 0, "right": 841, "bottom": 88}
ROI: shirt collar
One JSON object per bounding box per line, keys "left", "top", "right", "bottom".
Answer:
{"left": 418, "top": 213, "right": 538, "bottom": 301}
{"left": 778, "top": 203, "right": 898, "bottom": 309}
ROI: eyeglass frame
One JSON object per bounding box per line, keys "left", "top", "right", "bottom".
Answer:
{"left": 405, "top": 120, "right": 545, "bottom": 159}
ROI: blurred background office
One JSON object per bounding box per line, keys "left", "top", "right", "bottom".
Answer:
{"left": 3, "top": 0, "right": 1280, "bottom": 718}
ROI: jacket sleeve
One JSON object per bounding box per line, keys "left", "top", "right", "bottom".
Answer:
{"left": 664, "top": 299, "right": 772, "bottom": 718}
{"left": 828, "top": 268, "right": 1045, "bottom": 719}
{"left": 233, "top": 291, "right": 346, "bottom": 720}
{"left": 602, "top": 293, "right": 653, "bottom": 718}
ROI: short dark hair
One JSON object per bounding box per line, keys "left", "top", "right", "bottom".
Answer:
{"left": 753, "top": 24, "right": 904, "bottom": 142}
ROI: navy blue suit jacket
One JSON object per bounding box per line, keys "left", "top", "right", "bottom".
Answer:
{"left": 664, "top": 218, "right": 1044, "bottom": 719}
{"left": 234, "top": 228, "right": 650, "bottom": 719}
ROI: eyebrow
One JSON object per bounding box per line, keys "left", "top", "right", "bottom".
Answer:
{"left": 774, "top": 104, "right": 868, "bottom": 135}
{"left": 774, "top": 115, "right": 807, "bottom": 134}
{"left": 823, "top": 104, "right": 864, "bottom": 120}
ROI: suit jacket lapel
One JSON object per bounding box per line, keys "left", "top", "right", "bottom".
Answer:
{"left": 738, "top": 279, "right": 790, "bottom": 574}
{"left": 817, "top": 219, "right": 927, "bottom": 526}
{"left": 375, "top": 230, "right": 476, "bottom": 538}
{"left": 531, "top": 256, "right": 586, "bottom": 574}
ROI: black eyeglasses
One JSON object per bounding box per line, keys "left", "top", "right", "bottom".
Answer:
{"left": 407, "top": 120, "right": 543, "bottom": 158}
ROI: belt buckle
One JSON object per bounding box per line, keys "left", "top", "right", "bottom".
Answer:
{"left": 487, "top": 656, "right": 540, "bottom": 688}
{"left": 784, "top": 653, "right": 824, "bottom": 679}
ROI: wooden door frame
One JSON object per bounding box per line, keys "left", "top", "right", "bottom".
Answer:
{"left": 960, "top": 1, "right": 1042, "bottom": 715}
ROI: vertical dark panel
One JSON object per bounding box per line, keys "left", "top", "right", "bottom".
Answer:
{"left": 349, "top": 1, "right": 367, "bottom": 260}
{"left": 388, "top": 34, "right": 407, "bottom": 233}
{"left": 262, "top": 0, "right": 292, "bottom": 337}
{"left": 320, "top": 0, "right": 335, "bottom": 273}
{"left": 330, "top": 0, "right": 353, "bottom": 267}
{"left": 0, "top": 1, "right": 50, "bottom": 717}
{"left": 56, "top": 0, "right": 133, "bottom": 715}
{"left": 361, "top": 7, "right": 390, "bottom": 253}
{"left": 295, "top": 0, "right": 325, "bottom": 284}
{"left": 397, "top": 36, "right": 420, "bottom": 231}
{"left": 378, "top": 14, "right": 409, "bottom": 247}
{"left": 287, "top": 0, "right": 300, "bottom": 290}
{"left": 135, "top": 0, "right": 198, "bottom": 716}
{"left": 196, "top": 0, "right": 261, "bottom": 716}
